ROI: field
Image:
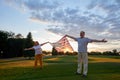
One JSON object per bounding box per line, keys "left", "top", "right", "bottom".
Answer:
{"left": 0, "top": 55, "right": 120, "bottom": 80}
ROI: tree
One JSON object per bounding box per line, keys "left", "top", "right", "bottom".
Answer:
{"left": 25, "top": 32, "right": 33, "bottom": 48}
{"left": 112, "top": 49, "right": 119, "bottom": 55}
{"left": 113, "top": 49, "right": 117, "bottom": 53}
{"left": 52, "top": 46, "right": 58, "bottom": 55}
{"left": 0, "top": 30, "right": 8, "bottom": 58}
{"left": 24, "top": 32, "right": 34, "bottom": 59}
{"left": 7, "top": 38, "right": 25, "bottom": 57}
{"left": 15, "top": 33, "right": 23, "bottom": 38}
{"left": 7, "top": 31, "right": 15, "bottom": 38}
{"left": 0, "top": 30, "right": 15, "bottom": 58}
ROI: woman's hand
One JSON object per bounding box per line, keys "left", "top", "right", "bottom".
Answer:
{"left": 24, "top": 48, "right": 28, "bottom": 50}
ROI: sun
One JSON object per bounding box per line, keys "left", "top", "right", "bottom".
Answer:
{"left": 63, "top": 48, "right": 73, "bottom": 53}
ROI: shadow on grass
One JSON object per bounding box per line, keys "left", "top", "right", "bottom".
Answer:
{"left": 0, "top": 57, "right": 33, "bottom": 64}
{"left": 44, "top": 60, "right": 65, "bottom": 63}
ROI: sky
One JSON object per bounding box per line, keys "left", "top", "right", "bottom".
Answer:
{"left": 0, "top": 0, "right": 120, "bottom": 52}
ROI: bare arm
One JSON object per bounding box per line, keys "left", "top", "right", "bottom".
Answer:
{"left": 24, "top": 47, "right": 34, "bottom": 50}
{"left": 65, "top": 35, "right": 76, "bottom": 41}
{"left": 40, "top": 42, "right": 49, "bottom": 46}
{"left": 91, "top": 39, "right": 107, "bottom": 42}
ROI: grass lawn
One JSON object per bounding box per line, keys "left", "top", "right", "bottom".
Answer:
{"left": 0, "top": 55, "right": 120, "bottom": 80}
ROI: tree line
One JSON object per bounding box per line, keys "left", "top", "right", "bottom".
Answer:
{"left": 0, "top": 30, "right": 119, "bottom": 59}
{"left": 0, "top": 30, "right": 34, "bottom": 58}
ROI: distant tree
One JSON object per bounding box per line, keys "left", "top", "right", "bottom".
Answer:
{"left": 24, "top": 32, "right": 34, "bottom": 59}
{"left": 112, "top": 49, "right": 117, "bottom": 53}
{"left": 15, "top": 33, "right": 23, "bottom": 38}
{"left": 25, "top": 32, "right": 33, "bottom": 48}
{"left": 0, "top": 30, "right": 7, "bottom": 58}
{"left": 0, "top": 30, "right": 27, "bottom": 58}
{"left": 102, "top": 50, "right": 119, "bottom": 56}
{"left": 42, "top": 51, "right": 51, "bottom": 55}
{"left": 52, "top": 46, "right": 58, "bottom": 55}
{"left": 89, "top": 51, "right": 102, "bottom": 55}
{"left": 7, "top": 38, "right": 25, "bottom": 57}
{"left": 7, "top": 31, "right": 15, "bottom": 38}
{"left": 0, "top": 30, "right": 15, "bottom": 58}
{"left": 112, "top": 49, "right": 119, "bottom": 55}
{"left": 102, "top": 51, "right": 112, "bottom": 55}
{"left": 0, "top": 30, "right": 15, "bottom": 39}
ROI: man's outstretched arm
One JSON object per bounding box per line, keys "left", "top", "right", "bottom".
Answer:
{"left": 65, "top": 35, "right": 76, "bottom": 41}
{"left": 91, "top": 39, "right": 107, "bottom": 42}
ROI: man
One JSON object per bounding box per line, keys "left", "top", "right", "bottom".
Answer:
{"left": 65, "top": 31, "right": 107, "bottom": 77}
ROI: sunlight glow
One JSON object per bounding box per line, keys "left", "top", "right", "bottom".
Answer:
{"left": 63, "top": 48, "right": 73, "bottom": 53}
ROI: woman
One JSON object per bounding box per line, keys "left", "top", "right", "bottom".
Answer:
{"left": 24, "top": 41, "right": 48, "bottom": 68}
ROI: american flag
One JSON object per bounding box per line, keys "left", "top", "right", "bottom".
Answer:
{"left": 49, "top": 36, "right": 74, "bottom": 52}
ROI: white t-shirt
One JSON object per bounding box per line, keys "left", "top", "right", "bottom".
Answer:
{"left": 75, "top": 37, "right": 92, "bottom": 53}
{"left": 32, "top": 45, "right": 42, "bottom": 55}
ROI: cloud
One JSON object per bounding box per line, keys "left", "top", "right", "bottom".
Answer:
{"left": 23, "top": 0, "right": 60, "bottom": 11}
{"left": 4, "top": 0, "right": 120, "bottom": 40}
{"left": 31, "top": 30, "right": 38, "bottom": 33}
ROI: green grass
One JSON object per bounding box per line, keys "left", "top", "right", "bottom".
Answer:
{"left": 0, "top": 55, "right": 120, "bottom": 80}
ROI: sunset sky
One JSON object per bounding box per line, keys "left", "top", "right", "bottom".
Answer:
{"left": 0, "top": 0, "right": 120, "bottom": 52}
